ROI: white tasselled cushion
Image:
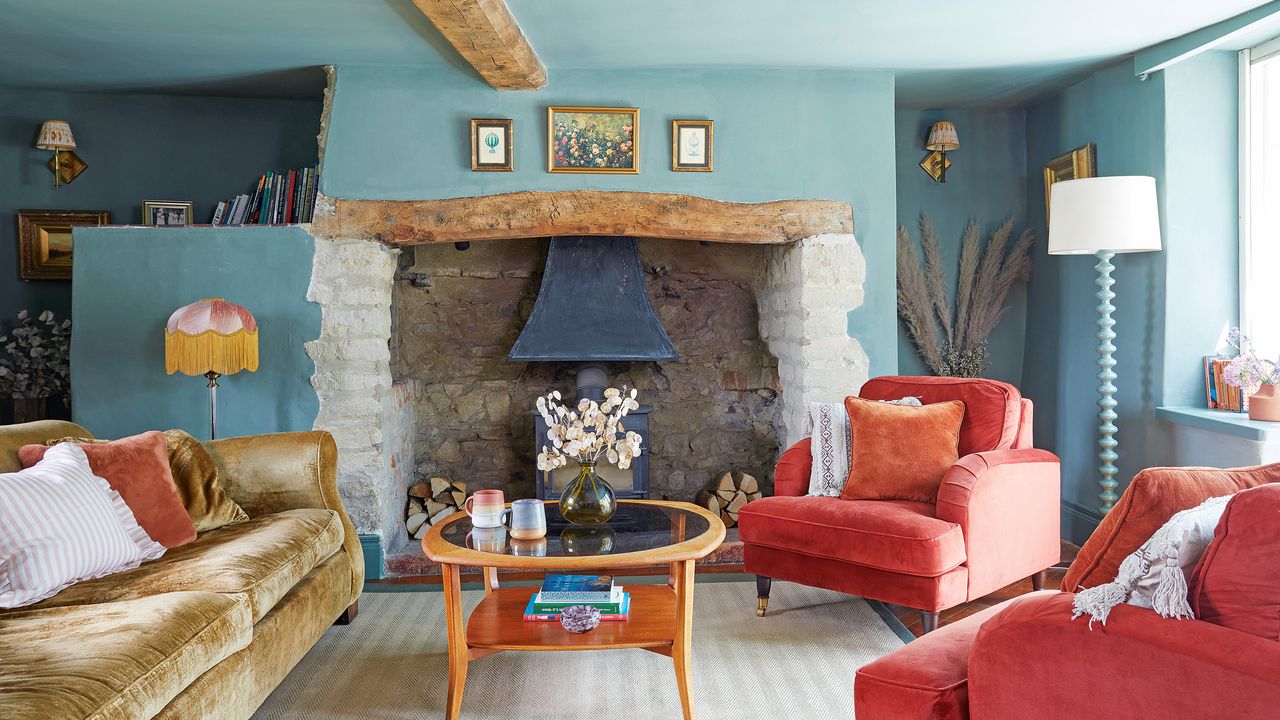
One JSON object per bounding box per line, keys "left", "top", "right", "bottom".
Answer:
{"left": 805, "top": 396, "right": 923, "bottom": 496}
{"left": 1072, "top": 494, "right": 1231, "bottom": 626}
{"left": 0, "top": 442, "right": 166, "bottom": 608}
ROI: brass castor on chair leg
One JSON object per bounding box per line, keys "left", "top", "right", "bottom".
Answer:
{"left": 755, "top": 575, "right": 772, "bottom": 617}
{"left": 756, "top": 598, "right": 769, "bottom": 617}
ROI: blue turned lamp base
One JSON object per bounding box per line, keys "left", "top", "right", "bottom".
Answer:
{"left": 1094, "top": 250, "right": 1119, "bottom": 513}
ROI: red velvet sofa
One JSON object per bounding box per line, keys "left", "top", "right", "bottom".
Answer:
{"left": 739, "top": 376, "right": 1061, "bottom": 631}
{"left": 855, "top": 462, "right": 1280, "bottom": 720}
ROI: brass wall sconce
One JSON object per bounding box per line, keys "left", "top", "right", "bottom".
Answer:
{"left": 921, "top": 121, "right": 959, "bottom": 183}
{"left": 36, "top": 120, "right": 83, "bottom": 187}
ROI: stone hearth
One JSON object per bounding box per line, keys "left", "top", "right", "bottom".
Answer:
{"left": 304, "top": 191, "right": 869, "bottom": 561}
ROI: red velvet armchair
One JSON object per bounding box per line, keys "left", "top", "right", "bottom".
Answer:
{"left": 738, "top": 376, "right": 1061, "bottom": 632}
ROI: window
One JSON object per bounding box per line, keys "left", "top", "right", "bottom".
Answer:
{"left": 1243, "top": 39, "right": 1280, "bottom": 358}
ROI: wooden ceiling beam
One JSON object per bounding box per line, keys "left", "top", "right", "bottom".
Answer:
{"left": 412, "top": 0, "right": 547, "bottom": 90}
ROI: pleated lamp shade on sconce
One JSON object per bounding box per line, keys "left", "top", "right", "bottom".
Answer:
{"left": 165, "top": 298, "right": 259, "bottom": 439}
{"left": 925, "top": 121, "right": 960, "bottom": 152}
{"left": 36, "top": 120, "right": 77, "bottom": 188}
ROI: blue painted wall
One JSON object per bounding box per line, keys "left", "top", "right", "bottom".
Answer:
{"left": 322, "top": 66, "right": 899, "bottom": 377}
{"left": 895, "top": 108, "right": 1029, "bottom": 385}
{"left": 1023, "top": 60, "right": 1169, "bottom": 541}
{"left": 0, "top": 87, "right": 319, "bottom": 329}
{"left": 70, "top": 226, "right": 321, "bottom": 440}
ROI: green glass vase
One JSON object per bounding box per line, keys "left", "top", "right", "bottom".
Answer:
{"left": 559, "top": 462, "right": 617, "bottom": 526}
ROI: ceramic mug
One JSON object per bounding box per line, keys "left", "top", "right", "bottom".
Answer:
{"left": 507, "top": 498, "right": 548, "bottom": 540}
{"left": 465, "top": 526, "right": 508, "bottom": 553}
{"left": 464, "top": 489, "right": 506, "bottom": 529}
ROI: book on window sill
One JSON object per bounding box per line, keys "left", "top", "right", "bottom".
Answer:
{"left": 523, "top": 592, "right": 630, "bottom": 622}
{"left": 537, "top": 574, "right": 614, "bottom": 602}
{"left": 532, "top": 587, "right": 625, "bottom": 612}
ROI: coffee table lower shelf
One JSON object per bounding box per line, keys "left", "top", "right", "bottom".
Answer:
{"left": 466, "top": 585, "right": 677, "bottom": 654}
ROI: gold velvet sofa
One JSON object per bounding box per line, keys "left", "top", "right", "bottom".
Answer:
{"left": 0, "top": 420, "right": 365, "bottom": 720}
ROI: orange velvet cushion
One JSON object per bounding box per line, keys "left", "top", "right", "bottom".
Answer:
{"left": 1189, "top": 483, "right": 1280, "bottom": 640}
{"left": 1062, "top": 463, "right": 1280, "bottom": 593}
{"left": 19, "top": 431, "right": 197, "bottom": 548}
{"left": 841, "top": 396, "right": 965, "bottom": 503}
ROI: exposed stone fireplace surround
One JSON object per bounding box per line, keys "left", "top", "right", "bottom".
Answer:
{"left": 304, "top": 191, "right": 869, "bottom": 561}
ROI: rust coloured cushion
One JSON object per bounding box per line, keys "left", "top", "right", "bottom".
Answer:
{"left": 19, "top": 431, "right": 197, "bottom": 548}
{"left": 1063, "top": 463, "right": 1280, "bottom": 592}
{"left": 859, "top": 375, "right": 1022, "bottom": 455}
{"left": 163, "top": 429, "right": 249, "bottom": 533}
{"left": 841, "top": 396, "right": 965, "bottom": 503}
{"left": 1189, "top": 483, "right": 1280, "bottom": 640}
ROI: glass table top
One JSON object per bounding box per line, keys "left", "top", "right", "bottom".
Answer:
{"left": 438, "top": 501, "right": 712, "bottom": 558}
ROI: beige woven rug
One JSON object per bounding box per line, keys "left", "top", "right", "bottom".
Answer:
{"left": 253, "top": 581, "right": 909, "bottom": 720}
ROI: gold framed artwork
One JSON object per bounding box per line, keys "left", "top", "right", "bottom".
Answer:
{"left": 471, "top": 118, "right": 513, "bottom": 171}
{"left": 142, "top": 201, "right": 194, "bottom": 226}
{"left": 672, "top": 120, "right": 713, "bottom": 172}
{"left": 1043, "top": 143, "right": 1097, "bottom": 221}
{"left": 919, "top": 151, "right": 952, "bottom": 182}
{"left": 47, "top": 150, "right": 87, "bottom": 185}
{"left": 547, "top": 106, "right": 638, "bottom": 174}
{"left": 17, "top": 209, "right": 110, "bottom": 281}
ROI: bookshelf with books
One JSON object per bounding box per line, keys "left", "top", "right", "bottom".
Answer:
{"left": 210, "top": 166, "right": 320, "bottom": 226}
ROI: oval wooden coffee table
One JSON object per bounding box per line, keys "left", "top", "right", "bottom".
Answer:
{"left": 422, "top": 500, "right": 726, "bottom": 720}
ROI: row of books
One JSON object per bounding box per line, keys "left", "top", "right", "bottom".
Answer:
{"left": 210, "top": 167, "right": 320, "bottom": 226}
{"left": 1204, "top": 355, "right": 1247, "bottom": 412}
{"left": 522, "top": 574, "right": 630, "bottom": 622}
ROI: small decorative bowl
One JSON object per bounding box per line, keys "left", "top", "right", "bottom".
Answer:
{"left": 559, "top": 605, "right": 601, "bottom": 633}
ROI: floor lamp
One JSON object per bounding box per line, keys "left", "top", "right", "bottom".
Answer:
{"left": 165, "top": 298, "right": 259, "bottom": 440}
{"left": 1048, "top": 176, "right": 1161, "bottom": 514}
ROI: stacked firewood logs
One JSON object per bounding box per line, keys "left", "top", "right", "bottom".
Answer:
{"left": 695, "top": 471, "right": 763, "bottom": 528}
{"left": 405, "top": 477, "right": 466, "bottom": 539}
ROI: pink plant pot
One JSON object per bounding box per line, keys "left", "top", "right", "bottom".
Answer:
{"left": 1248, "top": 384, "right": 1280, "bottom": 422}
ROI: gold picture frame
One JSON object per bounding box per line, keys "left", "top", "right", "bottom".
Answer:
{"left": 17, "top": 209, "right": 110, "bottom": 281}
{"left": 1043, "top": 143, "right": 1097, "bottom": 221}
{"left": 547, "top": 106, "right": 639, "bottom": 174}
{"left": 471, "top": 118, "right": 513, "bottom": 172}
{"left": 672, "top": 119, "right": 713, "bottom": 172}
{"left": 142, "top": 201, "right": 194, "bottom": 227}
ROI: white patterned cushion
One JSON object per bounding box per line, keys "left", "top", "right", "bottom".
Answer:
{"left": 0, "top": 443, "right": 166, "bottom": 608}
{"left": 805, "top": 397, "right": 922, "bottom": 496}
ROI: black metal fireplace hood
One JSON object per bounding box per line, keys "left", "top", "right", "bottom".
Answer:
{"left": 508, "top": 236, "right": 678, "bottom": 362}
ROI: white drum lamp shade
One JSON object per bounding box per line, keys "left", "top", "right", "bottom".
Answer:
{"left": 1048, "top": 176, "right": 1161, "bottom": 254}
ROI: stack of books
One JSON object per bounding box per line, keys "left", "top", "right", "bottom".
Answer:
{"left": 522, "top": 574, "right": 631, "bottom": 622}
{"left": 1204, "top": 355, "right": 1246, "bottom": 412}
{"left": 211, "top": 167, "right": 320, "bottom": 226}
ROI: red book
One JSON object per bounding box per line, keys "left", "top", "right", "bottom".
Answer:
{"left": 283, "top": 170, "right": 298, "bottom": 224}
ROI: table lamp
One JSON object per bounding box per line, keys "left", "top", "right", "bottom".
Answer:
{"left": 165, "top": 298, "right": 259, "bottom": 439}
{"left": 1048, "top": 176, "right": 1161, "bottom": 513}
{"left": 36, "top": 120, "right": 76, "bottom": 188}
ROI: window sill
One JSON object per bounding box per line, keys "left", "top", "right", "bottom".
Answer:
{"left": 1155, "top": 406, "right": 1280, "bottom": 442}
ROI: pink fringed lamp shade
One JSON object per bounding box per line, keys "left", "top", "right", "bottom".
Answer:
{"left": 164, "top": 298, "right": 259, "bottom": 376}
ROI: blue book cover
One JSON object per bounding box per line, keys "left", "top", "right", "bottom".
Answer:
{"left": 538, "top": 574, "right": 614, "bottom": 601}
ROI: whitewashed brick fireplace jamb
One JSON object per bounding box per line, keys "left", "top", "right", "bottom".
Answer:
{"left": 304, "top": 208, "right": 869, "bottom": 547}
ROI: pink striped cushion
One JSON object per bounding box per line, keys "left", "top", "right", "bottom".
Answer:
{"left": 0, "top": 443, "right": 166, "bottom": 608}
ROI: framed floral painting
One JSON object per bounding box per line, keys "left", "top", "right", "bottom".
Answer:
{"left": 547, "top": 106, "right": 638, "bottom": 174}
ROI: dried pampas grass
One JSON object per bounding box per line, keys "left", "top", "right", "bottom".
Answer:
{"left": 896, "top": 213, "right": 1035, "bottom": 377}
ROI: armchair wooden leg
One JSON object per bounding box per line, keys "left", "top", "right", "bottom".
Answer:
{"left": 1031, "top": 569, "right": 1048, "bottom": 592}
{"left": 335, "top": 600, "right": 358, "bottom": 626}
{"left": 921, "top": 611, "right": 939, "bottom": 634}
{"left": 756, "top": 576, "right": 772, "bottom": 617}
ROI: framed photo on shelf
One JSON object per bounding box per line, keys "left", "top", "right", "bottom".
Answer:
{"left": 16, "top": 209, "right": 110, "bottom": 281}
{"left": 142, "top": 201, "right": 194, "bottom": 227}
{"left": 672, "top": 120, "right": 713, "bottom": 172}
{"left": 547, "top": 106, "right": 638, "bottom": 174}
{"left": 1043, "top": 143, "right": 1096, "bottom": 222}
{"left": 471, "top": 118, "right": 514, "bottom": 171}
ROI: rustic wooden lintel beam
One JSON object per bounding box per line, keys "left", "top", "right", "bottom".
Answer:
{"left": 412, "top": 0, "right": 547, "bottom": 90}
{"left": 310, "top": 191, "right": 854, "bottom": 246}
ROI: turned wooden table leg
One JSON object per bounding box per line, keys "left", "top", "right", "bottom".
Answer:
{"left": 441, "top": 563, "right": 469, "bottom": 720}
{"left": 672, "top": 559, "right": 696, "bottom": 720}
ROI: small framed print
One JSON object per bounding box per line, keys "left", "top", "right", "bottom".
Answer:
{"left": 672, "top": 120, "right": 713, "bottom": 172}
{"left": 142, "top": 201, "right": 193, "bottom": 226}
{"left": 471, "top": 118, "right": 514, "bottom": 171}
